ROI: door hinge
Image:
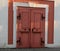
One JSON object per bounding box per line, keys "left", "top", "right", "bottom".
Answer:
{"left": 17, "top": 13, "right": 21, "bottom": 20}
{"left": 40, "top": 38, "right": 45, "bottom": 46}
{"left": 16, "top": 37, "right": 22, "bottom": 45}
{"left": 41, "top": 14, "right": 45, "bottom": 20}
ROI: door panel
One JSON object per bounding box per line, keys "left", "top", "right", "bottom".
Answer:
{"left": 16, "top": 7, "right": 45, "bottom": 48}
{"left": 16, "top": 7, "right": 30, "bottom": 48}
{"left": 40, "top": 13, "right": 45, "bottom": 47}
{"left": 31, "top": 8, "right": 45, "bottom": 48}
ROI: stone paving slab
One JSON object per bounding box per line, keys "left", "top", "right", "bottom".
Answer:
{"left": 0, "top": 48, "right": 60, "bottom": 51}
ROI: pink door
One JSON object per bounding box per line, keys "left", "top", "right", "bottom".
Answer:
{"left": 16, "top": 7, "right": 45, "bottom": 48}
{"left": 16, "top": 7, "right": 30, "bottom": 48}
{"left": 31, "top": 8, "right": 45, "bottom": 48}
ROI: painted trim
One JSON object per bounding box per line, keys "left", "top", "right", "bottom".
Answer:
{"left": 12, "top": 2, "right": 49, "bottom": 47}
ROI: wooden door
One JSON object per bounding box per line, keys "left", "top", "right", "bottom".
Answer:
{"left": 31, "top": 8, "right": 45, "bottom": 48}
{"left": 16, "top": 7, "right": 45, "bottom": 48}
{"left": 16, "top": 7, "right": 31, "bottom": 48}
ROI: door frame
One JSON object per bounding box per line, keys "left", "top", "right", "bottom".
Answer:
{"left": 13, "top": 2, "right": 49, "bottom": 47}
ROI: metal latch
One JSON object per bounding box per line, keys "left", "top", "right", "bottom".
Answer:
{"left": 32, "top": 28, "right": 41, "bottom": 33}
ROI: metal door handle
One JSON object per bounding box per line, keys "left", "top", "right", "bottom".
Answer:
{"left": 32, "top": 28, "right": 41, "bottom": 33}
{"left": 20, "top": 28, "right": 30, "bottom": 33}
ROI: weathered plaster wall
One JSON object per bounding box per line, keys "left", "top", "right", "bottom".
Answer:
{"left": 0, "top": 0, "right": 8, "bottom": 48}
